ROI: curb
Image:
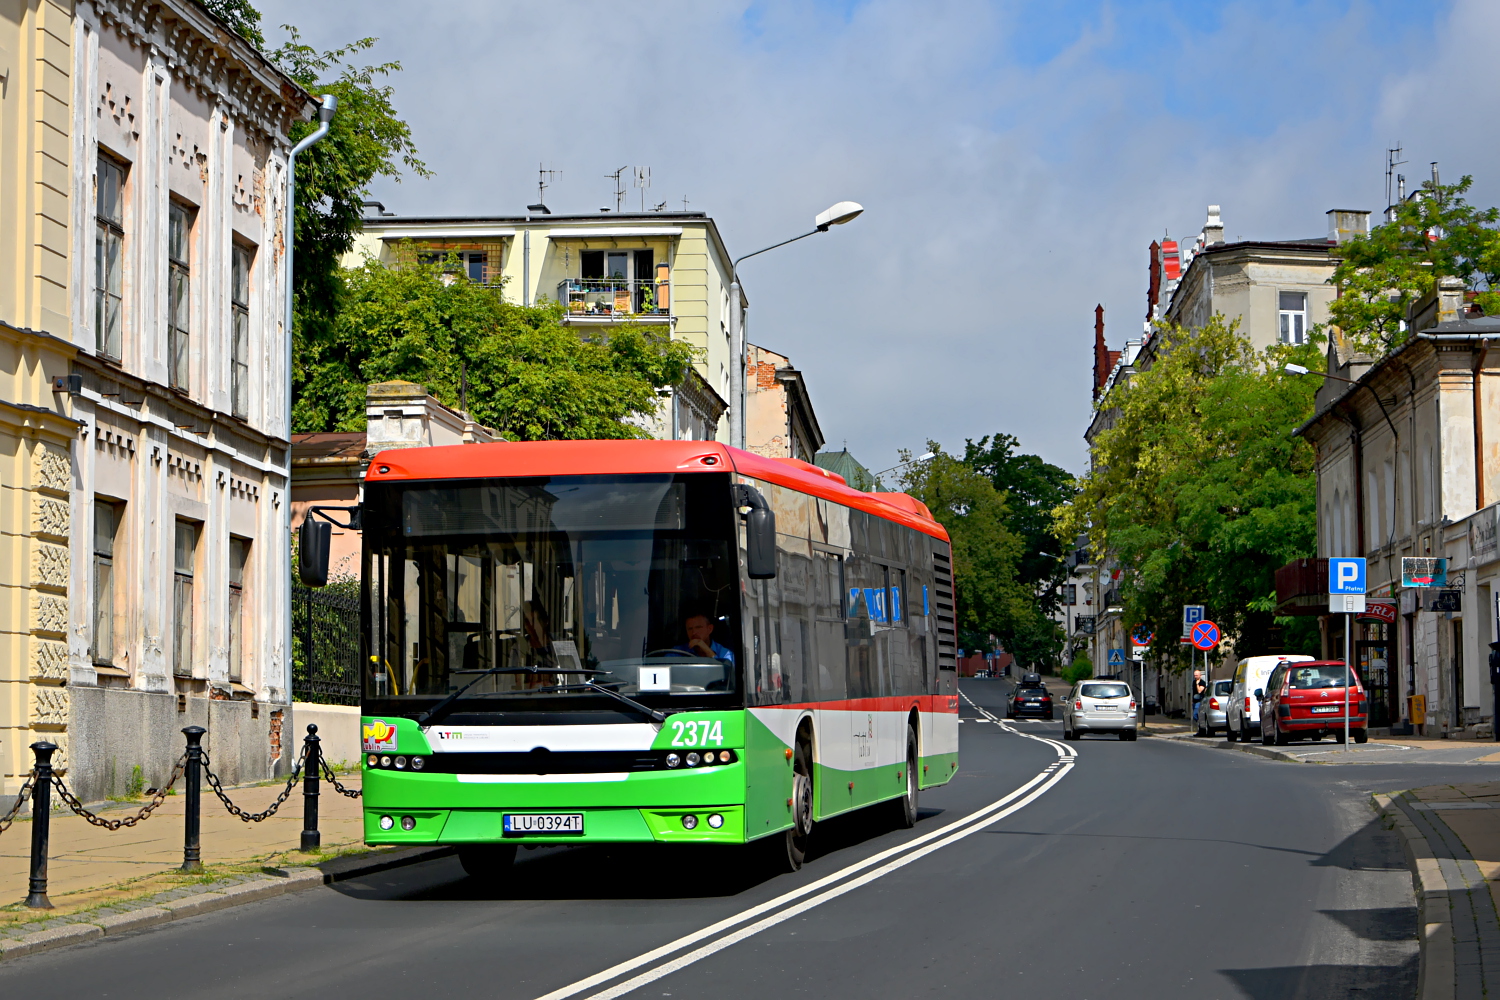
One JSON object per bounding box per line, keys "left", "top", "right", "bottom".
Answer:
{"left": 0, "top": 844, "right": 455, "bottom": 964}
{"left": 1373, "top": 792, "right": 1454, "bottom": 1000}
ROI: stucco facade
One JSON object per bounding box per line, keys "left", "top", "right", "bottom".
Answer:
{"left": 0, "top": 0, "right": 314, "bottom": 802}
{"left": 744, "top": 343, "right": 823, "bottom": 462}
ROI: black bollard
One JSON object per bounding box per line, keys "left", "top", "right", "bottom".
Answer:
{"left": 181, "top": 726, "right": 206, "bottom": 872}
{"left": 25, "top": 742, "right": 57, "bottom": 909}
{"left": 300, "top": 724, "right": 321, "bottom": 851}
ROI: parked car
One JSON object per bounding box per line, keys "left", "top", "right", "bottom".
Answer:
{"left": 1258, "top": 659, "right": 1369, "bottom": 745}
{"left": 1196, "top": 679, "right": 1234, "bottom": 736}
{"left": 1063, "top": 680, "right": 1138, "bottom": 740}
{"left": 1227, "top": 654, "right": 1314, "bottom": 742}
{"left": 1007, "top": 676, "right": 1054, "bottom": 719}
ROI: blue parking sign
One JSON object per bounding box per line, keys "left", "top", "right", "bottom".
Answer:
{"left": 1329, "top": 557, "right": 1367, "bottom": 595}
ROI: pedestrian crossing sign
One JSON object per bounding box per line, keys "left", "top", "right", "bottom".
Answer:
{"left": 1108, "top": 648, "right": 1125, "bottom": 666}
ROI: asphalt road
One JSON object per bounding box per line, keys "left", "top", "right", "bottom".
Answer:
{"left": 3, "top": 677, "right": 1494, "bottom": 999}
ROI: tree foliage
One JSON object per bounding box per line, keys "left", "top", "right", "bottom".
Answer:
{"left": 897, "top": 445, "right": 1061, "bottom": 667}
{"left": 294, "top": 252, "right": 698, "bottom": 439}
{"left": 961, "top": 433, "right": 1076, "bottom": 608}
{"left": 196, "top": 0, "right": 264, "bottom": 46}
{"left": 1054, "top": 316, "right": 1324, "bottom": 670}
{"left": 271, "top": 30, "right": 430, "bottom": 351}
{"left": 1330, "top": 175, "right": 1500, "bottom": 355}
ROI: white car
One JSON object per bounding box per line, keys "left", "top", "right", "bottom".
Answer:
{"left": 1063, "top": 680, "right": 1138, "bottom": 741}
{"left": 1227, "top": 654, "right": 1313, "bottom": 742}
{"left": 1197, "top": 679, "right": 1234, "bottom": 737}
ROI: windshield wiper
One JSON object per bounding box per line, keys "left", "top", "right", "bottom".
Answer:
{"left": 416, "top": 664, "right": 600, "bottom": 728}
{"left": 538, "top": 681, "right": 670, "bottom": 724}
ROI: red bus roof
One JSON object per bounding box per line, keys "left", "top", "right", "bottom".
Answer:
{"left": 364, "top": 439, "right": 950, "bottom": 542}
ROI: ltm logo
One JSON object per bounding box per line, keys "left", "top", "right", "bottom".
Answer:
{"left": 436, "top": 731, "right": 463, "bottom": 740}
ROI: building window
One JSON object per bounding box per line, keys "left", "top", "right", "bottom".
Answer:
{"left": 229, "top": 537, "right": 248, "bottom": 683}
{"left": 419, "top": 249, "right": 488, "bottom": 284}
{"left": 168, "top": 203, "right": 192, "bottom": 391}
{"left": 92, "top": 500, "right": 121, "bottom": 664}
{"left": 1279, "top": 291, "right": 1308, "bottom": 345}
{"left": 95, "top": 154, "right": 126, "bottom": 359}
{"left": 231, "top": 245, "right": 252, "bottom": 418}
{"left": 173, "top": 520, "right": 198, "bottom": 676}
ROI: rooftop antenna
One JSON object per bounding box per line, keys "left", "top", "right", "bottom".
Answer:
{"left": 607, "top": 166, "right": 628, "bottom": 212}
{"left": 634, "top": 166, "right": 651, "bottom": 212}
{"left": 1385, "top": 144, "right": 1406, "bottom": 219}
{"left": 682, "top": 195, "right": 690, "bottom": 212}
{"left": 536, "top": 162, "right": 561, "bottom": 211}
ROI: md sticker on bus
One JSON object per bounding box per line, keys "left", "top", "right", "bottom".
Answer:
{"left": 639, "top": 666, "right": 670, "bottom": 692}
{"left": 362, "top": 719, "right": 398, "bottom": 752}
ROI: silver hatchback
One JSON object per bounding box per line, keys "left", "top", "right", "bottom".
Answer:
{"left": 1063, "top": 680, "right": 1138, "bottom": 741}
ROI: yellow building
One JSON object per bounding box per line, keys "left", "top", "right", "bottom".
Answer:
{"left": 0, "top": 0, "right": 316, "bottom": 803}
{"left": 348, "top": 208, "right": 735, "bottom": 439}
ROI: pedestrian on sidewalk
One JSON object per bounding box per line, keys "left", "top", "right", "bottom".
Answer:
{"left": 1192, "top": 669, "right": 1206, "bottom": 724}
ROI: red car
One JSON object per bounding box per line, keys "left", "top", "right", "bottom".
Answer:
{"left": 1256, "top": 659, "right": 1368, "bottom": 745}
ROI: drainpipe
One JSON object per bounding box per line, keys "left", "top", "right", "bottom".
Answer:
{"left": 1476, "top": 343, "right": 1490, "bottom": 510}
{"left": 283, "top": 94, "right": 335, "bottom": 711}
{"left": 523, "top": 231, "right": 531, "bottom": 307}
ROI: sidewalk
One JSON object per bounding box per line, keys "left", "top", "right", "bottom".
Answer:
{"left": 1379, "top": 781, "right": 1500, "bottom": 999}
{"left": 0, "top": 769, "right": 367, "bottom": 935}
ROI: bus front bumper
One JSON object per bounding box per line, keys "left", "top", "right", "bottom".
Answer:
{"left": 364, "top": 805, "right": 748, "bottom": 845}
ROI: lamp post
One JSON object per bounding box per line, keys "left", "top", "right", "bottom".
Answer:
{"left": 730, "top": 201, "right": 863, "bottom": 449}
{"left": 873, "top": 451, "right": 935, "bottom": 486}
{"left": 282, "top": 94, "right": 336, "bottom": 708}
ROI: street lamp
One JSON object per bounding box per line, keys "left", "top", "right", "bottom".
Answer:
{"left": 1283, "top": 363, "right": 1399, "bottom": 440}
{"left": 729, "top": 202, "right": 864, "bottom": 448}
{"left": 873, "top": 451, "right": 935, "bottom": 482}
{"left": 283, "top": 94, "right": 336, "bottom": 705}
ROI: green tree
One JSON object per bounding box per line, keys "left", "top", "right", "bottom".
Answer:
{"left": 897, "top": 446, "right": 1060, "bottom": 667}
{"left": 961, "top": 433, "right": 1076, "bottom": 612}
{"left": 271, "top": 30, "right": 430, "bottom": 352}
{"left": 295, "top": 252, "right": 697, "bottom": 439}
{"left": 1055, "top": 316, "right": 1324, "bottom": 671}
{"left": 196, "top": 0, "right": 264, "bottom": 46}
{"left": 1330, "top": 175, "right": 1500, "bottom": 355}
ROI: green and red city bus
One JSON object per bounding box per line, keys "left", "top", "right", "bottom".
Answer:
{"left": 341, "top": 439, "right": 959, "bottom": 874}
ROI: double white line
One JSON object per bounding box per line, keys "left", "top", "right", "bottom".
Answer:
{"left": 533, "top": 694, "right": 1076, "bottom": 1000}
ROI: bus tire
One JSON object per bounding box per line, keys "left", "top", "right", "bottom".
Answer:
{"left": 893, "top": 726, "right": 918, "bottom": 829}
{"left": 789, "top": 733, "right": 814, "bottom": 868}
{"left": 458, "top": 843, "right": 516, "bottom": 880}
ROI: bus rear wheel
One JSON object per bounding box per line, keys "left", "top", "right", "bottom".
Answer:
{"left": 458, "top": 843, "right": 516, "bottom": 880}
{"left": 892, "top": 726, "right": 918, "bottom": 829}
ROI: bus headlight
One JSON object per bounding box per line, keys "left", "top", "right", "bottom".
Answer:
{"left": 707, "top": 813, "right": 724, "bottom": 829}
{"left": 687, "top": 752, "right": 701, "bottom": 767}
{"left": 410, "top": 756, "right": 425, "bottom": 771}
{"left": 702, "top": 751, "right": 717, "bottom": 763}
{"left": 379, "top": 815, "right": 394, "bottom": 830}
{"left": 666, "top": 753, "right": 680, "bottom": 767}
{"left": 380, "top": 756, "right": 392, "bottom": 767}
{"left": 367, "top": 754, "right": 378, "bottom": 767}
{"left": 394, "top": 756, "right": 407, "bottom": 769}
{"left": 400, "top": 816, "right": 416, "bottom": 831}
{"left": 681, "top": 814, "right": 698, "bottom": 830}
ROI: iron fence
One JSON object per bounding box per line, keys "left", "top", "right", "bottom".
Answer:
{"left": 291, "top": 581, "right": 361, "bottom": 705}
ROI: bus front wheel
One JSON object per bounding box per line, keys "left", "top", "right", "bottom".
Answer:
{"left": 458, "top": 843, "right": 517, "bottom": 880}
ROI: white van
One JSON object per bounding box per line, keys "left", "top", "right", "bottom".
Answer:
{"left": 1227, "top": 654, "right": 1314, "bottom": 742}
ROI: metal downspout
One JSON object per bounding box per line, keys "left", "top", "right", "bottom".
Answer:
{"left": 282, "top": 94, "right": 335, "bottom": 714}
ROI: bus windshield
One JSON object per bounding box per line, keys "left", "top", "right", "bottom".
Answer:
{"left": 362, "top": 473, "right": 742, "bottom": 714}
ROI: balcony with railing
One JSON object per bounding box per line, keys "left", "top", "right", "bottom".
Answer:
{"left": 558, "top": 278, "right": 671, "bottom": 322}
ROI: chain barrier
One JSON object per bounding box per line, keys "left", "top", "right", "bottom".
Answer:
{"left": 50, "top": 755, "right": 188, "bottom": 831}
{"left": 321, "top": 758, "right": 362, "bottom": 799}
{"left": 201, "top": 744, "right": 307, "bottom": 823}
{"left": 0, "top": 771, "right": 35, "bottom": 836}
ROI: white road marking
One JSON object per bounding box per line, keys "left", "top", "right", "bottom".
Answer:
{"left": 532, "top": 695, "right": 1075, "bottom": 1000}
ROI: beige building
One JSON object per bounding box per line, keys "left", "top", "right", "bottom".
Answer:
{"left": 347, "top": 209, "right": 738, "bottom": 442}
{"left": 0, "top": 0, "right": 316, "bottom": 803}
{"left": 744, "top": 343, "right": 823, "bottom": 462}
{"left": 1288, "top": 284, "right": 1499, "bottom": 737}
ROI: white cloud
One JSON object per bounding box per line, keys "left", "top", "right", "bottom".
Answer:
{"left": 258, "top": 0, "right": 1489, "bottom": 475}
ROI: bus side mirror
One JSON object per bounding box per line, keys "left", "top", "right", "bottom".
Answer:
{"left": 299, "top": 519, "right": 331, "bottom": 587}
{"left": 747, "top": 506, "right": 777, "bottom": 579}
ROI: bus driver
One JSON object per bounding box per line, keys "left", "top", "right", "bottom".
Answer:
{"left": 675, "top": 613, "right": 735, "bottom": 665}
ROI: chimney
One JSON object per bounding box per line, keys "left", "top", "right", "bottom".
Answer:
{"left": 1147, "top": 241, "right": 1161, "bottom": 320}
{"left": 1326, "top": 209, "right": 1370, "bottom": 244}
{"left": 1202, "top": 205, "right": 1224, "bottom": 246}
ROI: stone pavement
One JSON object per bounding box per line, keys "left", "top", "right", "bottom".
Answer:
{"left": 0, "top": 769, "right": 364, "bottom": 919}
{"left": 1382, "top": 781, "right": 1500, "bottom": 999}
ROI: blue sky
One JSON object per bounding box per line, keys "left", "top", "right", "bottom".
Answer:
{"left": 256, "top": 0, "right": 1490, "bottom": 475}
